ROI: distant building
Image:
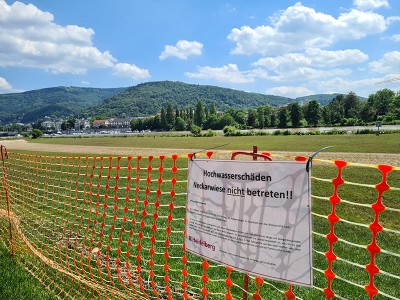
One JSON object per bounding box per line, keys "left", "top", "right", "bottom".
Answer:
{"left": 41, "top": 120, "right": 55, "bottom": 131}
{"left": 108, "top": 118, "right": 132, "bottom": 128}
{"left": 54, "top": 122, "right": 62, "bottom": 131}
{"left": 41, "top": 120, "right": 62, "bottom": 131}
{"left": 83, "top": 119, "right": 91, "bottom": 129}
{"left": 92, "top": 119, "right": 109, "bottom": 128}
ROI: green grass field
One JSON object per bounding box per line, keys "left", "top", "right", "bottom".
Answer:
{"left": 28, "top": 132, "right": 400, "bottom": 153}
{"left": 1, "top": 134, "right": 399, "bottom": 299}
{"left": 0, "top": 240, "right": 58, "bottom": 300}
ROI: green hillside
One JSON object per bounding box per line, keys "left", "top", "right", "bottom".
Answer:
{"left": 0, "top": 86, "right": 126, "bottom": 123}
{"left": 295, "top": 94, "right": 341, "bottom": 106}
{"left": 0, "top": 81, "right": 352, "bottom": 124}
{"left": 83, "top": 81, "right": 293, "bottom": 118}
{"left": 295, "top": 93, "right": 366, "bottom": 106}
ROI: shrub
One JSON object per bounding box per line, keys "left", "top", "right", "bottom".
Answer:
{"left": 355, "top": 129, "right": 375, "bottom": 134}
{"left": 244, "top": 130, "right": 255, "bottom": 136}
{"left": 202, "top": 129, "right": 216, "bottom": 137}
{"left": 343, "top": 118, "right": 358, "bottom": 126}
{"left": 293, "top": 131, "right": 304, "bottom": 135}
{"left": 190, "top": 125, "right": 202, "bottom": 137}
{"left": 383, "top": 113, "right": 397, "bottom": 123}
{"left": 223, "top": 126, "right": 238, "bottom": 136}
{"left": 31, "top": 129, "right": 42, "bottom": 139}
{"left": 310, "top": 130, "right": 321, "bottom": 135}
{"left": 255, "top": 131, "right": 268, "bottom": 136}
{"left": 272, "top": 130, "right": 281, "bottom": 136}
{"left": 325, "top": 129, "right": 346, "bottom": 135}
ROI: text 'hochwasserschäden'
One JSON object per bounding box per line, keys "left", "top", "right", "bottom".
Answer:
{"left": 202, "top": 170, "right": 272, "bottom": 182}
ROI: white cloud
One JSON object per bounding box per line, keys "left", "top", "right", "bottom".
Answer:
{"left": 185, "top": 64, "right": 268, "bottom": 84}
{"left": 386, "top": 16, "right": 400, "bottom": 25}
{"left": 0, "top": 0, "right": 147, "bottom": 81}
{"left": 269, "top": 67, "right": 352, "bottom": 82}
{"left": 268, "top": 75, "right": 389, "bottom": 98}
{"left": 159, "top": 40, "right": 203, "bottom": 60}
{"left": 266, "top": 86, "right": 314, "bottom": 98}
{"left": 319, "top": 77, "right": 381, "bottom": 96}
{"left": 390, "top": 34, "right": 400, "bottom": 42}
{"left": 369, "top": 51, "right": 400, "bottom": 73}
{"left": 113, "top": 63, "right": 150, "bottom": 80}
{"left": 185, "top": 47, "right": 362, "bottom": 86}
{"left": 0, "top": 76, "right": 12, "bottom": 92}
{"left": 252, "top": 49, "right": 359, "bottom": 82}
{"left": 228, "top": 2, "right": 388, "bottom": 55}
{"left": 353, "top": 0, "right": 389, "bottom": 11}
{"left": 374, "top": 75, "right": 400, "bottom": 85}
{"left": 0, "top": 1, "right": 115, "bottom": 73}
{"left": 0, "top": 0, "right": 53, "bottom": 26}
{"left": 253, "top": 48, "right": 368, "bottom": 71}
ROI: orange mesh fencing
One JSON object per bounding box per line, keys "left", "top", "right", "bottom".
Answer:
{"left": 0, "top": 146, "right": 400, "bottom": 299}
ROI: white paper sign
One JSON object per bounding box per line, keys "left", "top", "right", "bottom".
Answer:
{"left": 186, "top": 159, "right": 313, "bottom": 287}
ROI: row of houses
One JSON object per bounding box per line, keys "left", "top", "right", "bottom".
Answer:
{"left": 92, "top": 118, "right": 132, "bottom": 128}
{"left": 41, "top": 118, "right": 134, "bottom": 131}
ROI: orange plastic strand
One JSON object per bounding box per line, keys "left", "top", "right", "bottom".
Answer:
{"left": 100, "top": 157, "right": 113, "bottom": 283}
{"left": 324, "top": 160, "right": 347, "bottom": 300}
{"left": 117, "top": 156, "right": 132, "bottom": 289}
{"left": 112, "top": 157, "right": 122, "bottom": 274}
{"left": 136, "top": 156, "right": 153, "bottom": 298}
{"left": 253, "top": 276, "right": 264, "bottom": 300}
{"left": 295, "top": 156, "right": 308, "bottom": 162}
{"left": 85, "top": 156, "right": 97, "bottom": 278}
{"left": 64, "top": 156, "right": 77, "bottom": 276}
{"left": 365, "top": 164, "right": 393, "bottom": 299}
{"left": 201, "top": 259, "right": 210, "bottom": 299}
{"left": 71, "top": 156, "right": 82, "bottom": 281}
{"left": 225, "top": 267, "right": 233, "bottom": 300}
{"left": 125, "top": 156, "right": 141, "bottom": 296}
{"left": 285, "top": 284, "right": 296, "bottom": 300}
{"left": 0, "top": 145, "right": 14, "bottom": 255}
{"left": 77, "top": 157, "right": 90, "bottom": 277}
{"left": 164, "top": 154, "right": 178, "bottom": 300}
{"left": 182, "top": 228, "right": 189, "bottom": 300}
{"left": 149, "top": 156, "right": 164, "bottom": 297}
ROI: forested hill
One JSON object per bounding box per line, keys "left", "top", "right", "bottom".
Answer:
{"left": 0, "top": 81, "right": 344, "bottom": 123}
{"left": 0, "top": 86, "right": 126, "bottom": 123}
{"left": 295, "top": 94, "right": 341, "bottom": 106}
{"left": 83, "top": 81, "right": 293, "bottom": 118}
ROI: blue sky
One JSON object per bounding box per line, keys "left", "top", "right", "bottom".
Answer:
{"left": 0, "top": 0, "right": 399, "bottom": 98}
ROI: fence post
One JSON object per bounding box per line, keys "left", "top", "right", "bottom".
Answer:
{"left": 231, "top": 145, "right": 272, "bottom": 300}
{"left": 1, "top": 145, "right": 14, "bottom": 256}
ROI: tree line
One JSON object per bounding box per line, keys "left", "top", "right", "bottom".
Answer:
{"left": 130, "top": 88, "right": 400, "bottom": 133}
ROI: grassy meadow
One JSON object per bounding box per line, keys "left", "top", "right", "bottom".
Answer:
{"left": 0, "top": 242, "right": 57, "bottom": 300}
{"left": 28, "top": 132, "right": 400, "bottom": 154}
{"left": 1, "top": 133, "right": 399, "bottom": 299}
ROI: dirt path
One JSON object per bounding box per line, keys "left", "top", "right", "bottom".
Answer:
{"left": 1, "top": 139, "right": 399, "bottom": 167}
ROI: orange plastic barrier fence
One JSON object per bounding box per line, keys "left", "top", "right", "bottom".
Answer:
{"left": 0, "top": 147, "right": 399, "bottom": 299}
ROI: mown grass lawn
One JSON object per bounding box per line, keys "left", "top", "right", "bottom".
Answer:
{"left": 28, "top": 132, "right": 400, "bottom": 153}
{"left": 0, "top": 244, "right": 57, "bottom": 300}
